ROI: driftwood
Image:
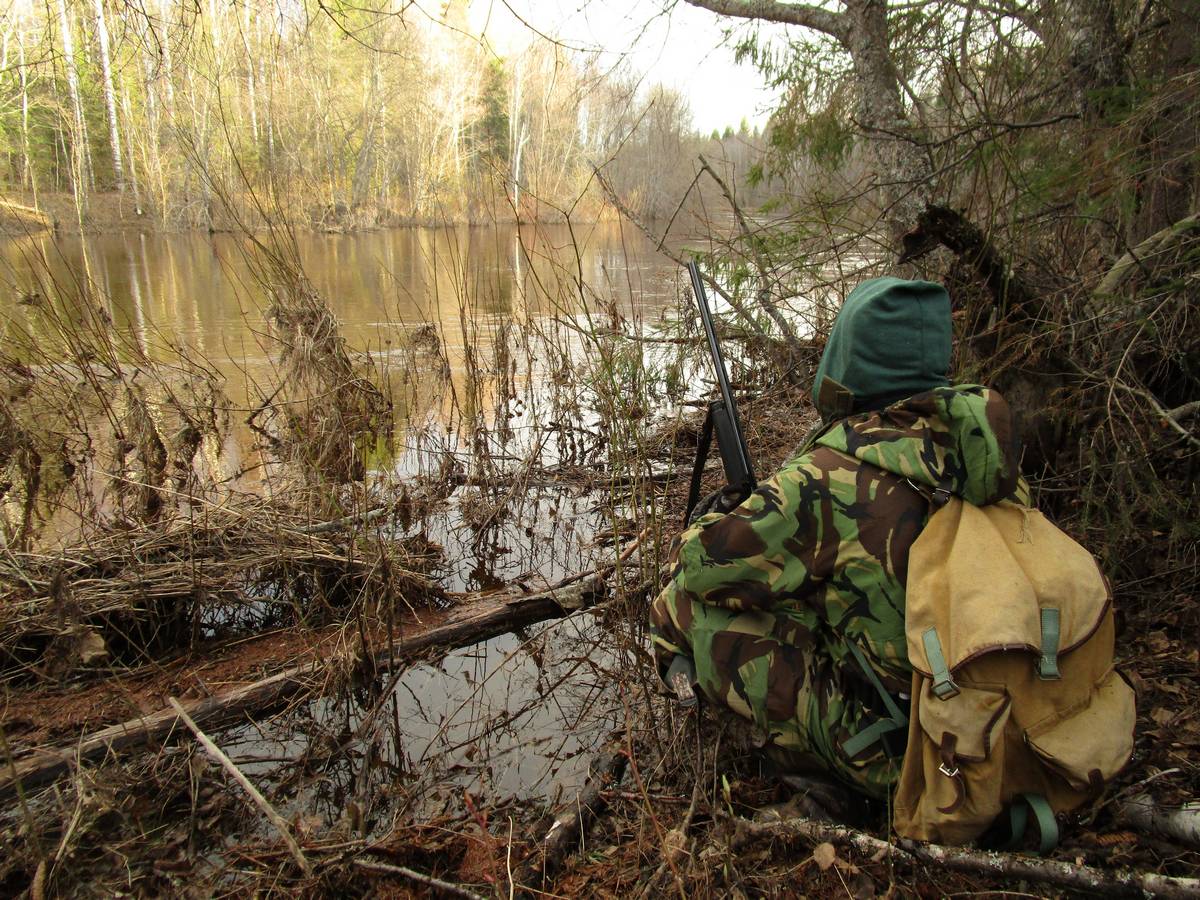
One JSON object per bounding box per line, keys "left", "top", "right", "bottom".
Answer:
{"left": 730, "top": 813, "right": 1200, "bottom": 899}
{"left": 1114, "top": 793, "right": 1200, "bottom": 849}
{"left": 515, "top": 747, "right": 628, "bottom": 891}
{"left": 0, "top": 562, "right": 622, "bottom": 802}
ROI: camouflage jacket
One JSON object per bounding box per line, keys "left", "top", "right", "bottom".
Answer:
{"left": 657, "top": 385, "right": 1028, "bottom": 689}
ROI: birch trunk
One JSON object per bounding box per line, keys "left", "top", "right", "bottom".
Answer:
{"left": 91, "top": 0, "right": 124, "bottom": 191}
{"left": 351, "top": 53, "right": 381, "bottom": 209}
{"left": 17, "top": 27, "right": 37, "bottom": 204}
{"left": 56, "top": 0, "right": 91, "bottom": 211}
{"left": 120, "top": 87, "right": 143, "bottom": 211}
{"left": 240, "top": 3, "right": 259, "bottom": 146}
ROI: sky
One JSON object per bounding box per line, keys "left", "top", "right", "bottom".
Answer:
{"left": 464, "top": 0, "right": 785, "bottom": 135}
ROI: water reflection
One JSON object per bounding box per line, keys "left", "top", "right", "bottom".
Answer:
{"left": 1, "top": 223, "right": 686, "bottom": 586}
{"left": 0, "top": 222, "right": 678, "bottom": 406}
{"left": 218, "top": 615, "right": 627, "bottom": 826}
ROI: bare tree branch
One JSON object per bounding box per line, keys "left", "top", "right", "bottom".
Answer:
{"left": 592, "top": 165, "right": 770, "bottom": 338}
{"left": 697, "top": 154, "right": 801, "bottom": 344}
{"left": 682, "top": 0, "right": 848, "bottom": 42}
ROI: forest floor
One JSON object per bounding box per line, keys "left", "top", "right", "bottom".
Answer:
{"left": 1, "top": 380, "right": 1197, "bottom": 898}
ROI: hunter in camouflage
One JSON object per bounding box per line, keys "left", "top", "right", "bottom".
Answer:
{"left": 651, "top": 277, "right": 1028, "bottom": 797}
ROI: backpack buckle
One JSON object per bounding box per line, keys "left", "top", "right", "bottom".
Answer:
{"left": 938, "top": 762, "right": 960, "bottom": 778}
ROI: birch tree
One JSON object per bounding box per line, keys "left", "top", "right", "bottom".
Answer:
{"left": 90, "top": 0, "right": 124, "bottom": 191}
{"left": 55, "top": 0, "right": 90, "bottom": 209}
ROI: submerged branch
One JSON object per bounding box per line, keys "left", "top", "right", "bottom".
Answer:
{"left": 168, "top": 697, "right": 312, "bottom": 875}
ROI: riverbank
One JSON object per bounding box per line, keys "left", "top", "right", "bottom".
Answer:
{"left": 0, "top": 190, "right": 619, "bottom": 236}
{"left": 2, "top": 377, "right": 1196, "bottom": 897}
{"left": 1, "top": 218, "right": 1196, "bottom": 896}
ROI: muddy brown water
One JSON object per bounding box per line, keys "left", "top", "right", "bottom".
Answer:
{"left": 0, "top": 223, "right": 676, "bottom": 813}
{"left": 0, "top": 222, "right": 685, "bottom": 585}
{"left": 0, "top": 221, "right": 679, "bottom": 404}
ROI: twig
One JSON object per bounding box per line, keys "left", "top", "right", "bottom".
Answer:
{"left": 591, "top": 164, "right": 768, "bottom": 338}
{"left": 697, "top": 154, "right": 800, "bottom": 344}
{"left": 292, "top": 504, "right": 392, "bottom": 534}
{"left": 352, "top": 858, "right": 487, "bottom": 900}
{"left": 167, "top": 697, "right": 311, "bottom": 875}
{"left": 727, "top": 813, "right": 1200, "bottom": 899}
{"left": 1106, "top": 376, "right": 1200, "bottom": 449}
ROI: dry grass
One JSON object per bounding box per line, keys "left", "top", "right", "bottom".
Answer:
{"left": 0, "top": 493, "right": 441, "bottom": 682}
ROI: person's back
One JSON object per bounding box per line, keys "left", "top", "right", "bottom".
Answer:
{"left": 650, "top": 277, "right": 1028, "bottom": 797}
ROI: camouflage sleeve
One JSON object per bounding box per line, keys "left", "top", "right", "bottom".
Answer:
{"left": 665, "top": 458, "right": 822, "bottom": 614}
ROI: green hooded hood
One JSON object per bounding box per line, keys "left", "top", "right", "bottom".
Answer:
{"left": 812, "top": 278, "right": 952, "bottom": 419}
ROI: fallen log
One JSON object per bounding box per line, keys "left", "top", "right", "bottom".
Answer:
{"left": 1114, "top": 793, "right": 1200, "bottom": 849}
{"left": 0, "top": 562, "right": 621, "bottom": 802}
{"left": 729, "top": 813, "right": 1200, "bottom": 899}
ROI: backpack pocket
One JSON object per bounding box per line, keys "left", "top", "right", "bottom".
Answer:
{"left": 916, "top": 681, "right": 1011, "bottom": 817}
{"left": 1023, "top": 668, "right": 1136, "bottom": 792}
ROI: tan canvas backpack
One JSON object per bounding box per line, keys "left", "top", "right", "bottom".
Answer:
{"left": 892, "top": 498, "right": 1137, "bottom": 848}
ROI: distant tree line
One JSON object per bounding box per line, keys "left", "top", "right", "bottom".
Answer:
{"left": 0, "top": 0, "right": 756, "bottom": 228}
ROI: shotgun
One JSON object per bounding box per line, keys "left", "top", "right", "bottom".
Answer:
{"left": 683, "top": 261, "right": 757, "bottom": 524}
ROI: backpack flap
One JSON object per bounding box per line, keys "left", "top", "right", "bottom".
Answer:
{"left": 1024, "top": 667, "right": 1136, "bottom": 792}
{"left": 905, "top": 499, "right": 1110, "bottom": 684}
{"left": 895, "top": 497, "right": 1132, "bottom": 846}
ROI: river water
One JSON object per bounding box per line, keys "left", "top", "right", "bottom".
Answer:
{"left": 0, "top": 223, "right": 693, "bottom": 814}
{"left": 1, "top": 222, "right": 692, "bottom": 578}
{"left": 0, "top": 221, "right": 680, "bottom": 404}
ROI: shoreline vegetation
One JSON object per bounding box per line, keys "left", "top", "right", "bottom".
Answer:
{"left": 1, "top": 0, "right": 1197, "bottom": 895}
